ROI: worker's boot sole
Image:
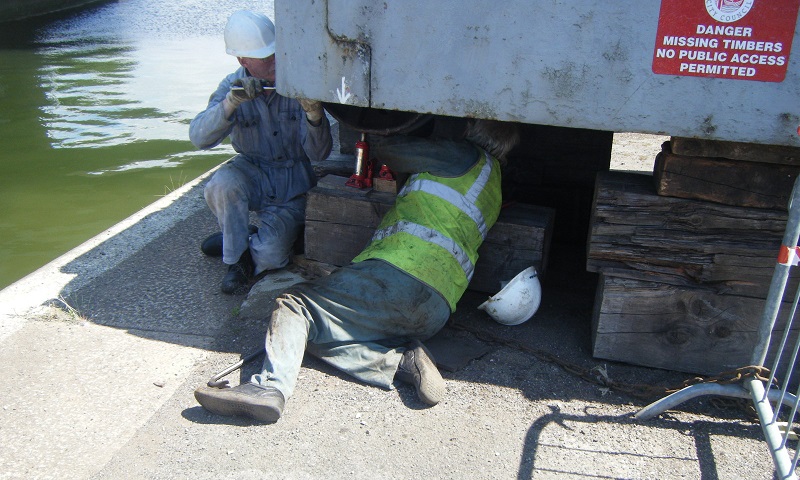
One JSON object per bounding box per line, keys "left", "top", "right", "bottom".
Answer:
{"left": 396, "top": 340, "right": 445, "bottom": 406}
{"left": 194, "top": 383, "right": 284, "bottom": 423}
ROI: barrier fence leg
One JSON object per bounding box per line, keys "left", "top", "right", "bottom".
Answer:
{"left": 748, "top": 378, "right": 799, "bottom": 480}
{"left": 634, "top": 176, "right": 800, "bottom": 479}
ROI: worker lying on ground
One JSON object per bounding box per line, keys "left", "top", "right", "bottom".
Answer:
{"left": 189, "top": 10, "right": 332, "bottom": 295}
{"left": 194, "top": 118, "right": 520, "bottom": 423}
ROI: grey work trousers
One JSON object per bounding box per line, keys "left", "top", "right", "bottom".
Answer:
{"left": 251, "top": 260, "right": 451, "bottom": 399}
{"left": 204, "top": 157, "right": 305, "bottom": 275}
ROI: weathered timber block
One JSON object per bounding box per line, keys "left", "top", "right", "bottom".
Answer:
{"left": 304, "top": 175, "right": 555, "bottom": 294}
{"left": 374, "top": 178, "right": 398, "bottom": 193}
{"left": 587, "top": 171, "right": 797, "bottom": 298}
{"left": 305, "top": 175, "right": 396, "bottom": 267}
{"left": 654, "top": 143, "right": 800, "bottom": 210}
{"left": 671, "top": 137, "right": 800, "bottom": 166}
{"left": 373, "top": 172, "right": 409, "bottom": 194}
{"left": 591, "top": 275, "right": 797, "bottom": 376}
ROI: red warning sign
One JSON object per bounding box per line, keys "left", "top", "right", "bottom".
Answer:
{"left": 652, "top": 0, "right": 800, "bottom": 82}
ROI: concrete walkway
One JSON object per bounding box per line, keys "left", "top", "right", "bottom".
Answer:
{"left": 0, "top": 141, "right": 782, "bottom": 479}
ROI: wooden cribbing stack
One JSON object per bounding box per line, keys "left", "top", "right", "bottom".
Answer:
{"left": 588, "top": 138, "right": 800, "bottom": 375}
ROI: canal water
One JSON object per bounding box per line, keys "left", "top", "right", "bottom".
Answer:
{"left": 0, "top": 0, "right": 274, "bottom": 289}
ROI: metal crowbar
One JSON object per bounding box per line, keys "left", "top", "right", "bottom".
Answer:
{"left": 206, "top": 348, "right": 265, "bottom": 388}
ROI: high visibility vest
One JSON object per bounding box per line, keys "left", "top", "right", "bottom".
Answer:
{"left": 352, "top": 149, "right": 501, "bottom": 312}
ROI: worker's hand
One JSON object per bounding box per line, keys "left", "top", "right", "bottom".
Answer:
{"left": 298, "top": 98, "right": 324, "bottom": 125}
{"left": 225, "top": 77, "right": 267, "bottom": 109}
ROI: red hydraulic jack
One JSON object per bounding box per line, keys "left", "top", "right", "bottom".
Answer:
{"left": 378, "top": 164, "right": 396, "bottom": 181}
{"left": 345, "top": 132, "right": 375, "bottom": 189}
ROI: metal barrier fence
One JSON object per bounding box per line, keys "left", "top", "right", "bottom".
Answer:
{"left": 636, "top": 176, "right": 800, "bottom": 480}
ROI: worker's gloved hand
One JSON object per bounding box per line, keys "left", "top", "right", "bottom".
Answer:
{"left": 226, "top": 77, "right": 266, "bottom": 109}
{"left": 298, "top": 98, "right": 324, "bottom": 124}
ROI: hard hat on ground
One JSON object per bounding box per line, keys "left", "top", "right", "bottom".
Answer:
{"left": 478, "top": 266, "right": 542, "bottom": 326}
{"left": 224, "top": 10, "right": 276, "bottom": 59}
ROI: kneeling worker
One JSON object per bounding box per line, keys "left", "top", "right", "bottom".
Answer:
{"left": 189, "top": 10, "right": 332, "bottom": 295}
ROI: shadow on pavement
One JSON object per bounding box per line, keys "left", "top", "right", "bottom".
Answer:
{"left": 48, "top": 176, "right": 769, "bottom": 480}
{"left": 514, "top": 404, "right": 763, "bottom": 480}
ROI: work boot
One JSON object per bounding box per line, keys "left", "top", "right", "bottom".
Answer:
{"left": 220, "top": 249, "right": 254, "bottom": 295}
{"left": 200, "top": 225, "right": 258, "bottom": 257}
{"left": 194, "top": 383, "right": 285, "bottom": 423}
{"left": 395, "top": 339, "right": 445, "bottom": 406}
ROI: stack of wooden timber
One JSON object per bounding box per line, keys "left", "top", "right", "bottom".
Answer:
{"left": 588, "top": 138, "right": 800, "bottom": 375}
{"left": 304, "top": 174, "right": 555, "bottom": 295}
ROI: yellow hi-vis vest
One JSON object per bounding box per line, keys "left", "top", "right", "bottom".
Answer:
{"left": 352, "top": 149, "right": 501, "bottom": 312}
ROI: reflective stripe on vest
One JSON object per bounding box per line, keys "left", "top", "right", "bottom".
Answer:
{"left": 371, "top": 220, "right": 475, "bottom": 279}
{"left": 397, "top": 157, "right": 493, "bottom": 240}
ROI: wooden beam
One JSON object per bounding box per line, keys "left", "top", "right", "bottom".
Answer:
{"left": 591, "top": 275, "right": 796, "bottom": 375}
{"left": 587, "top": 171, "right": 796, "bottom": 298}
{"left": 671, "top": 137, "right": 800, "bottom": 166}
{"left": 654, "top": 144, "right": 800, "bottom": 210}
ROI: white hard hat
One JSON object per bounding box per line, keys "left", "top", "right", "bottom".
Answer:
{"left": 478, "top": 266, "right": 542, "bottom": 326}
{"left": 224, "top": 10, "right": 276, "bottom": 58}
